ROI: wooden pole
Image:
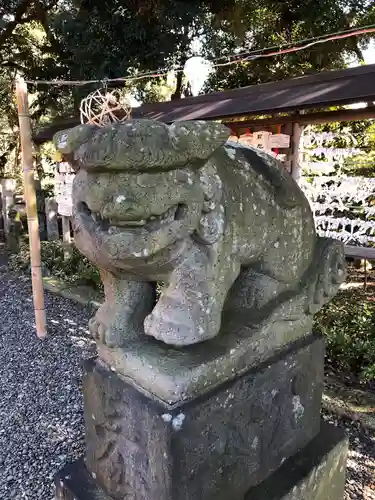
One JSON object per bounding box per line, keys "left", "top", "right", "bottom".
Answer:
{"left": 274, "top": 123, "right": 281, "bottom": 156}
{"left": 290, "top": 122, "right": 302, "bottom": 181}
{"left": 15, "top": 77, "right": 47, "bottom": 338}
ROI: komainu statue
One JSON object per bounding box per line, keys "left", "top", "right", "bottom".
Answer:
{"left": 54, "top": 120, "right": 346, "bottom": 347}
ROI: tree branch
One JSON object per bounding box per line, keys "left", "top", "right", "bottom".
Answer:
{"left": 2, "top": 61, "right": 28, "bottom": 72}
{"left": 33, "top": 0, "right": 67, "bottom": 55}
{"left": 0, "top": 0, "right": 35, "bottom": 47}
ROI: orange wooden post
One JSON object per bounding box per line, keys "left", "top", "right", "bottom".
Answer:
{"left": 15, "top": 77, "right": 47, "bottom": 338}
{"left": 274, "top": 124, "right": 281, "bottom": 156}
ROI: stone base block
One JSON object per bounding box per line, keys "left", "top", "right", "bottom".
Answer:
{"left": 98, "top": 314, "right": 314, "bottom": 403}
{"left": 55, "top": 422, "right": 347, "bottom": 500}
{"left": 246, "top": 422, "right": 348, "bottom": 500}
{"left": 57, "top": 334, "right": 323, "bottom": 500}
{"left": 55, "top": 459, "right": 109, "bottom": 500}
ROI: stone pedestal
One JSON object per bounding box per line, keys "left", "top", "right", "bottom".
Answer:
{"left": 55, "top": 333, "right": 347, "bottom": 500}
{"left": 56, "top": 423, "right": 348, "bottom": 500}
{"left": 246, "top": 422, "right": 348, "bottom": 500}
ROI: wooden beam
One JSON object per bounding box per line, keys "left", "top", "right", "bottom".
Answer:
{"left": 345, "top": 245, "right": 375, "bottom": 260}
{"left": 227, "top": 107, "right": 375, "bottom": 128}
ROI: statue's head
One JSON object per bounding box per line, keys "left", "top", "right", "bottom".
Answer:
{"left": 54, "top": 120, "right": 230, "bottom": 271}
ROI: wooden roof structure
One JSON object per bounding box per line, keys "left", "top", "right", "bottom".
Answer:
{"left": 133, "top": 63, "right": 375, "bottom": 122}
{"left": 33, "top": 63, "right": 375, "bottom": 144}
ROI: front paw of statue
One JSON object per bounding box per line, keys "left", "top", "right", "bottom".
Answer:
{"left": 88, "top": 316, "right": 124, "bottom": 348}
{"left": 144, "top": 296, "right": 218, "bottom": 346}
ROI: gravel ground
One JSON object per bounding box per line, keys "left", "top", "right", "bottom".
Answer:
{"left": 0, "top": 266, "right": 373, "bottom": 499}
{"left": 0, "top": 269, "right": 96, "bottom": 499}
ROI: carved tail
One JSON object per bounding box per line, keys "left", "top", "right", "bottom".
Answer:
{"left": 306, "top": 237, "right": 347, "bottom": 315}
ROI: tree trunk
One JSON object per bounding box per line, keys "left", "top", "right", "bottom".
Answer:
{"left": 171, "top": 71, "right": 184, "bottom": 100}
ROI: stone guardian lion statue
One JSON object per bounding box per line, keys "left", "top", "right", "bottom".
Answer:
{"left": 54, "top": 120, "right": 346, "bottom": 347}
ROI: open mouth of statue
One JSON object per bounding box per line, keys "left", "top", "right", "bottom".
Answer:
{"left": 78, "top": 202, "right": 188, "bottom": 233}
